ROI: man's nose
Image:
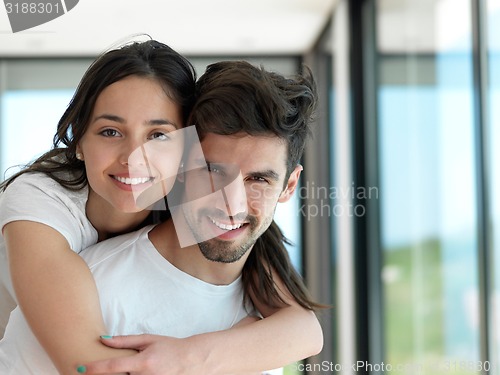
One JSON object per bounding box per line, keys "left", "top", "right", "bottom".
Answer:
{"left": 215, "top": 173, "right": 248, "bottom": 219}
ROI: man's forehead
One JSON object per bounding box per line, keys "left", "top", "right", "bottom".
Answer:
{"left": 201, "top": 132, "right": 285, "bottom": 152}
{"left": 186, "top": 131, "right": 287, "bottom": 174}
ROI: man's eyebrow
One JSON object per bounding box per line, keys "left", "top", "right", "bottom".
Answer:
{"left": 93, "top": 114, "right": 180, "bottom": 128}
{"left": 190, "top": 158, "right": 280, "bottom": 180}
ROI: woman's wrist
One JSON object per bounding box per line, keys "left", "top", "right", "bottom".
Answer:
{"left": 184, "top": 333, "right": 223, "bottom": 375}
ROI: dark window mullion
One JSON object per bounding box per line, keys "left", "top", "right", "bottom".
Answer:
{"left": 470, "top": 0, "right": 492, "bottom": 371}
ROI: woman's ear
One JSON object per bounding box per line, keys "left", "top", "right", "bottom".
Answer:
{"left": 278, "top": 164, "right": 302, "bottom": 203}
{"left": 75, "top": 146, "right": 84, "bottom": 161}
{"left": 177, "top": 162, "right": 185, "bottom": 182}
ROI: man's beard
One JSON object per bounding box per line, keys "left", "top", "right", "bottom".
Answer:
{"left": 198, "top": 238, "right": 255, "bottom": 263}
{"left": 184, "top": 206, "right": 262, "bottom": 263}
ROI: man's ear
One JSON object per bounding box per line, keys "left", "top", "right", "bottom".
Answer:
{"left": 278, "top": 164, "right": 302, "bottom": 203}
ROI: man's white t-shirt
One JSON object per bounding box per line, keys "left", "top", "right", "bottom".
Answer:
{"left": 85, "top": 226, "right": 285, "bottom": 375}
{"left": 0, "top": 172, "right": 96, "bottom": 337}
{"left": 83, "top": 225, "right": 252, "bottom": 337}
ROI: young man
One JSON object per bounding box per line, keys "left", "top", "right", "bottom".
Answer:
{"left": 80, "top": 61, "right": 323, "bottom": 375}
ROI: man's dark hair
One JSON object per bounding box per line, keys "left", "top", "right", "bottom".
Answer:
{"left": 191, "top": 61, "right": 323, "bottom": 311}
{"left": 189, "top": 60, "right": 316, "bottom": 180}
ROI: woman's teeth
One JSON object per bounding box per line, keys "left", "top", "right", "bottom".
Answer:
{"left": 114, "top": 176, "right": 152, "bottom": 185}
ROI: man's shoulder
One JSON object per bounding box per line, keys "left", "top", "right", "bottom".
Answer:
{"left": 80, "top": 225, "right": 155, "bottom": 268}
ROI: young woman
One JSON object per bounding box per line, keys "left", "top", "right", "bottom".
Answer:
{"left": 0, "top": 39, "right": 197, "bottom": 372}
{"left": 0, "top": 40, "right": 323, "bottom": 374}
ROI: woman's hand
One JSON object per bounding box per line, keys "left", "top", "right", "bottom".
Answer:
{"left": 78, "top": 334, "right": 212, "bottom": 375}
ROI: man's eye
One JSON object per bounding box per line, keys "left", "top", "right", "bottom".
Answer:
{"left": 250, "top": 176, "right": 269, "bottom": 183}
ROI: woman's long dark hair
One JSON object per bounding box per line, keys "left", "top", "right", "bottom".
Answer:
{"left": 1, "top": 39, "right": 196, "bottom": 192}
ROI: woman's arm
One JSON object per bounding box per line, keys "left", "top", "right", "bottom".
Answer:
{"left": 199, "top": 269, "right": 324, "bottom": 374}
{"left": 4, "top": 221, "right": 135, "bottom": 374}
{"left": 194, "top": 305, "right": 322, "bottom": 374}
{"left": 80, "top": 269, "right": 323, "bottom": 375}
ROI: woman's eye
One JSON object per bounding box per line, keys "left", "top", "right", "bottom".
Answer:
{"left": 99, "top": 129, "right": 120, "bottom": 137}
{"left": 149, "top": 132, "right": 170, "bottom": 141}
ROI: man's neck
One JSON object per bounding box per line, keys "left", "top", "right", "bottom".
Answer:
{"left": 148, "top": 216, "right": 246, "bottom": 286}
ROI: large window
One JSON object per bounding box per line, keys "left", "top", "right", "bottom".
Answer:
{"left": 377, "top": 0, "right": 481, "bottom": 372}
{"left": 1, "top": 89, "right": 74, "bottom": 178}
{"left": 0, "top": 60, "right": 90, "bottom": 178}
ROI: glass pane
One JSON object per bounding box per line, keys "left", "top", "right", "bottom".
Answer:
{"left": 1, "top": 89, "right": 74, "bottom": 179}
{"left": 377, "top": 0, "right": 479, "bottom": 373}
{"left": 487, "top": 0, "right": 500, "bottom": 370}
{"left": 0, "top": 59, "right": 91, "bottom": 181}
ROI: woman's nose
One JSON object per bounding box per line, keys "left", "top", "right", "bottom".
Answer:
{"left": 121, "top": 140, "right": 149, "bottom": 167}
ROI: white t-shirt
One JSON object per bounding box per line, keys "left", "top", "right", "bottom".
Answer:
{"left": 0, "top": 225, "right": 252, "bottom": 374}
{"left": 84, "top": 225, "right": 252, "bottom": 337}
{"left": 0, "top": 172, "right": 96, "bottom": 337}
{"left": 86, "top": 226, "right": 281, "bottom": 375}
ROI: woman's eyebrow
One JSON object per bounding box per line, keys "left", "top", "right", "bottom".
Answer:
{"left": 148, "top": 119, "right": 180, "bottom": 128}
{"left": 93, "top": 114, "right": 124, "bottom": 123}
{"left": 93, "top": 114, "right": 179, "bottom": 128}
